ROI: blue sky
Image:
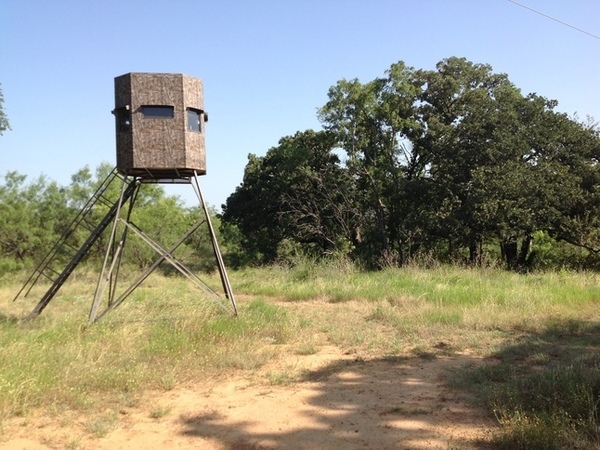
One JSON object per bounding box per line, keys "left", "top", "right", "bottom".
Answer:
{"left": 1, "top": 0, "right": 599, "bottom": 209}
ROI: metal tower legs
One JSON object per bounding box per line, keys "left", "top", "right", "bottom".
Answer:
{"left": 88, "top": 172, "right": 238, "bottom": 323}
{"left": 191, "top": 171, "right": 236, "bottom": 312}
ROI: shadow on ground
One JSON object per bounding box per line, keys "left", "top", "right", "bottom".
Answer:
{"left": 175, "top": 318, "right": 600, "bottom": 449}
{"left": 178, "top": 352, "right": 493, "bottom": 449}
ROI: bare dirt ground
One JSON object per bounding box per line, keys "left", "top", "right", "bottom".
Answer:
{"left": 0, "top": 345, "right": 494, "bottom": 450}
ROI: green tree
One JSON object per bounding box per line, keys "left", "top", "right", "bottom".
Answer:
{"left": 413, "top": 57, "right": 531, "bottom": 264}
{"left": 221, "top": 152, "right": 285, "bottom": 263}
{"left": 530, "top": 110, "right": 600, "bottom": 256}
{"left": 0, "top": 83, "right": 10, "bottom": 135}
{"left": 187, "top": 205, "right": 231, "bottom": 272}
{"left": 225, "top": 57, "right": 600, "bottom": 270}
{"left": 468, "top": 94, "right": 600, "bottom": 269}
{"left": 0, "top": 172, "right": 34, "bottom": 261}
{"left": 126, "top": 193, "right": 191, "bottom": 269}
{"left": 318, "top": 62, "right": 424, "bottom": 265}
{"left": 78, "top": 162, "right": 194, "bottom": 269}
{"left": 222, "top": 130, "right": 358, "bottom": 264}
{"left": 320, "top": 57, "right": 600, "bottom": 269}
{"left": 0, "top": 163, "right": 200, "bottom": 273}
{"left": 0, "top": 172, "right": 69, "bottom": 264}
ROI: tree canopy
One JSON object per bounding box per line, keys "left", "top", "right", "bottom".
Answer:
{"left": 0, "top": 163, "right": 225, "bottom": 275}
{"left": 222, "top": 57, "right": 600, "bottom": 270}
{"left": 0, "top": 83, "right": 10, "bottom": 135}
{"left": 222, "top": 130, "right": 359, "bottom": 263}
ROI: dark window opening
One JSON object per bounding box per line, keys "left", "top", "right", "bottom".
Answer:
{"left": 187, "top": 108, "right": 202, "bottom": 132}
{"left": 141, "top": 105, "right": 174, "bottom": 118}
{"left": 115, "top": 107, "right": 131, "bottom": 132}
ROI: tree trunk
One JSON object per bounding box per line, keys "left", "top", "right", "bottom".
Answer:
{"left": 501, "top": 238, "right": 518, "bottom": 270}
{"left": 469, "top": 239, "right": 481, "bottom": 266}
{"left": 517, "top": 234, "right": 533, "bottom": 269}
{"left": 501, "top": 235, "right": 532, "bottom": 271}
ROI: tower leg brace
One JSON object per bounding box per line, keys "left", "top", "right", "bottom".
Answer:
{"left": 88, "top": 173, "right": 238, "bottom": 323}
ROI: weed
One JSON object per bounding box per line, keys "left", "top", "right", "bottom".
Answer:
{"left": 295, "top": 343, "right": 318, "bottom": 355}
{"left": 149, "top": 405, "right": 171, "bottom": 419}
{"left": 457, "top": 328, "right": 600, "bottom": 448}
{"left": 267, "top": 371, "right": 295, "bottom": 386}
{"left": 64, "top": 438, "right": 82, "bottom": 450}
{"left": 158, "top": 372, "right": 177, "bottom": 391}
{"left": 85, "top": 410, "right": 118, "bottom": 437}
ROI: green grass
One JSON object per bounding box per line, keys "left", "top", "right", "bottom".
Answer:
{"left": 2, "top": 263, "right": 600, "bottom": 447}
{"left": 85, "top": 410, "right": 119, "bottom": 437}
{"left": 149, "top": 405, "right": 171, "bottom": 419}
{"left": 452, "top": 327, "right": 600, "bottom": 449}
{"left": 0, "top": 270, "right": 290, "bottom": 422}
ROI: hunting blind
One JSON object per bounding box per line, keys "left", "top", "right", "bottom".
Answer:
{"left": 14, "top": 73, "right": 237, "bottom": 322}
{"left": 114, "top": 73, "right": 207, "bottom": 177}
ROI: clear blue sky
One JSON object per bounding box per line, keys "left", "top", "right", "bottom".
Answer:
{"left": 1, "top": 0, "right": 599, "bottom": 209}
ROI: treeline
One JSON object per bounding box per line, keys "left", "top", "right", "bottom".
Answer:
{"left": 0, "top": 163, "right": 221, "bottom": 275}
{"left": 221, "top": 57, "right": 600, "bottom": 270}
{"left": 3, "top": 57, "right": 600, "bottom": 274}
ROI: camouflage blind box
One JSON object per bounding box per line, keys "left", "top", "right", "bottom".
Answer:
{"left": 113, "top": 72, "right": 207, "bottom": 177}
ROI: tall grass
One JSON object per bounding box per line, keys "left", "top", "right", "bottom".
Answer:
{"left": 2, "top": 261, "right": 600, "bottom": 447}
{"left": 0, "top": 269, "right": 289, "bottom": 420}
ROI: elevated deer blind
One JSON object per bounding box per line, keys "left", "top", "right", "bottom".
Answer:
{"left": 114, "top": 72, "right": 207, "bottom": 178}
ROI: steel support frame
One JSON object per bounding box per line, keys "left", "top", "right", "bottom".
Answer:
{"left": 88, "top": 172, "right": 237, "bottom": 322}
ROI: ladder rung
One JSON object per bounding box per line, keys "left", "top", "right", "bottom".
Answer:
{"left": 40, "top": 271, "right": 58, "bottom": 283}
{"left": 62, "top": 242, "right": 79, "bottom": 252}
{"left": 97, "top": 196, "right": 113, "bottom": 207}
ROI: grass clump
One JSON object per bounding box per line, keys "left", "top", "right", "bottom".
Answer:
{"left": 488, "top": 353, "right": 600, "bottom": 449}
{"left": 454, "top": 320, "right": 600, "bottom": 449}
{"left": 85, "top": 410, "right": 119, "bottom": 437}
{"left": 149, "top": 405, "right": 171, "bottom": 419}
